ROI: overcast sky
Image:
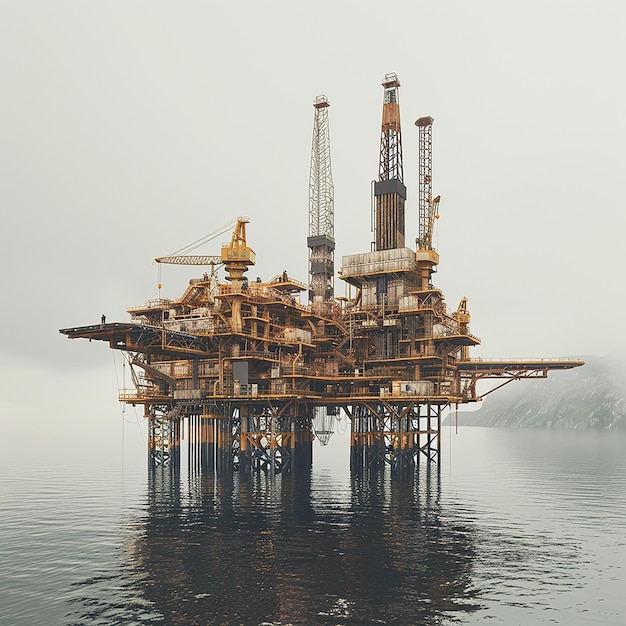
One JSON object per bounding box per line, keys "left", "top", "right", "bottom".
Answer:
{"left": 2, "top": 1, "right": 625, "bottom": 456}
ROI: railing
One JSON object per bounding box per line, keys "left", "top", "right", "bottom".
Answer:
{"left": 464, "top": 357, "right": 583, "bottom": 363}
{"left": 267, "top": 274, "right": 308, "bottom": 291}
{"left": 118, "top": 388, "right": 171, "bottom": 402}
{"left": 127, "top": 298, "right": 172, "bottom": 312}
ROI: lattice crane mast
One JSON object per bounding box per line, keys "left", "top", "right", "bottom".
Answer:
{"left": 415, "top": 116, "right": 440, "bottom": 251}
{"left": 374, "top": 73, "right": 407, "bottom": 251}
{"left": 413, "top": 116, "right": 441, "bottom": 290}
{"left": 307, "top": 95, "right": 335, "bottom": 306}
{"left": 154, "top": 254, "right": 223, "bottom": 265}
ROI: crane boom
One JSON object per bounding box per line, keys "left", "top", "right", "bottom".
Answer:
{"left": 154, "top": 217, "right": 247, "bottom": 265}
{"left": 154, "top": 255, "right": 223, "bottom": 265}
{"left": 154, "top": 217, "right": 254, "bottom": 267}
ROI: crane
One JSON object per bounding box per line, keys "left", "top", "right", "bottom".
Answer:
{"left": 154, "top": 217, "right": 243, "bottom": 265}
{"left": 307, "top": 95, "right": 335, "bottom": 307}
{"left": 220, "top": 217, "right": 255, "bottom": 293}
{"left": 374, "top": 73, "right": 407, "bottom": 251}
{"left": 412, "top": 116, "right": 440, "bottom": 290}
{"left": 414, "top": 116, "right": 440, "bottom": 251}
{"left": 454, "top": 297, "right": 472, "bottom": 360}
{"left": 154, "top": 217, "right": 255, "bottom": 294}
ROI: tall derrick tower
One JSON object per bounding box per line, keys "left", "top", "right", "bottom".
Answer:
{"left": 340, "top": 73, "right": 416, "bottom": 317}
{"left": 307, "top": 95, "right": 335, "bottom": 311}
{"left": 374, "top": 73, "right": 406, "bottom": 251}
{"left": 339, "top": 73, "right": 481, "bottom": 469}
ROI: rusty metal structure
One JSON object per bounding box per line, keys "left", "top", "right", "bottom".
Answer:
{"left": 60, "top": 73, "right": 583, "bottom": 476}
{"left": 375, "top": 73, "right": 406, "bottom": 251}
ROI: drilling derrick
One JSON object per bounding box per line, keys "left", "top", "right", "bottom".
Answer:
{"left": 307, "top": 95, "right": 335, "bottom": 311}
{"left": 374, "top": 73, "right": 406, "bottom": 251}
{"left": 339, "top": 73, "right": 481, "bottom": 470}
{"left": 415, "top": 116, "right": 440, "bottom": 290}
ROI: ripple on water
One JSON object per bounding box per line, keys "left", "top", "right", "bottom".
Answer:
{"left": 2, "top": 430, "right": 626, "bottom": 625}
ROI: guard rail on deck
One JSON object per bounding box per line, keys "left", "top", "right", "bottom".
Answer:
{"left": 457, "top": 357, "right": 585, "bottom": 371}
{"left": 127, "top": 298, "right": 172, "bottom": 312}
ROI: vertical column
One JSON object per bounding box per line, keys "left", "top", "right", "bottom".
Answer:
{"left": 349, "top": 405, "right": 363, "bottom": 471}
{"left": 390, "top": 405, "right": 416, "bottom": 476}
{"left": 187, "top": 414, "right": 198, "bottom": 475}
{"left": 237, "top": 406, "right": 252, "bottom": 472}
{"left": 214, "top": 408, "right": 232, "bottom": 474}
{"left": 200, "top": 409, "right": 216, "bottom": 471}
{"left": 292, "top": 413, "right": 314, "bottom": 474}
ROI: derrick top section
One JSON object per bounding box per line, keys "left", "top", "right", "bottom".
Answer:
{"left": 374, "top": 72, "right": 406, "bottom": 251}
{"left": 382, "top": 72, "right": 401, "bottom": 89}
{"left": 379, "top": 72, "right": 403, "bottom": 183}
{"left": 313, "top": 94, "right": 330, "bottom": 109}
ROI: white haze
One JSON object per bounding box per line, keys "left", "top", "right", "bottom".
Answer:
{"left": 1, "top": 1, "right": 625, "bottom": 454}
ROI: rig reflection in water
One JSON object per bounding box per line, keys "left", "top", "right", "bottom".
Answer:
{"left": 73, "top": 467, "right": 481, "bottom": 625}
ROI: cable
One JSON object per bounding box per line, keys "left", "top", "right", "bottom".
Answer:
{"left": 111, "top": 351, "right": 125, "bottom": 471}
{"left": 163, "top": 218, "right": 240, "bottom": 257}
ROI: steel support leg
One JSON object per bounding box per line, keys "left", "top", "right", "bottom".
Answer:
{"left": 148, "top": 408, "right": 181, "bottom": 474}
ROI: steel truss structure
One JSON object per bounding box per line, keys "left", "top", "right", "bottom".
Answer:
{"left": 415, "top": 116, "right": 440, "bottom": 251}
{"left": 375, "top": 73, "right": 406, "bottom": 251}
{"left": 347, "top": 401, "right": 443, "bottom": 472}
{"left": 143, "top": 398, "right": 445, "bottom": 477}
{"left": 308, "top": 95, "right": 335, "bottom": 307}
{"left": 147, "top": 407, "right": 181, "bottom": 469}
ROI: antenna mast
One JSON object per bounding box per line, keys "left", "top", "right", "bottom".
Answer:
{"left": 307, "top": 95, "right": 335, "bottom": 307}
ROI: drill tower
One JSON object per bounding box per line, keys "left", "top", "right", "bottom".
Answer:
{"left": 374, "top": 73, "right": 406, "bottom": 251}
{"left": 60, "top": 73, "right": 583, "bottom": 477}
{"left": 307, "top": 95, "right": 335, "bottom": 310}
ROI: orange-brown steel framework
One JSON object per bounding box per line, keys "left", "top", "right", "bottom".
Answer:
{"left": 60, "top": 74, "right": 583, "bottom": 476}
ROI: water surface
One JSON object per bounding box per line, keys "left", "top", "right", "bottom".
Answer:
{"left": 2, "top": 427, "right": 625, "bottom": 625}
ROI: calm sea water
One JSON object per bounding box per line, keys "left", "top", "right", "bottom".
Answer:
{"left": 2, "top": 426, "right": 625, "bottom": 625}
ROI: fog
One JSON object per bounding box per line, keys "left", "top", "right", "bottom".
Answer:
{"left": 2, "top": 1, "right": 624, "bottom": 456}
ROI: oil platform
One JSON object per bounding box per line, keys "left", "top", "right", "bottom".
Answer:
{"left": 60, "top": 74, "right": 583, "bottom": 475}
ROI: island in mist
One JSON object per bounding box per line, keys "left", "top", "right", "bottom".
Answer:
{"left": 449, "top": 355, "right": 625, "bottom": 429}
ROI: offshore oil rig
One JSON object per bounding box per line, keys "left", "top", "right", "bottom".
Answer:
{"left": 61, "top": 74, "right": 583, "bottom": 475}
